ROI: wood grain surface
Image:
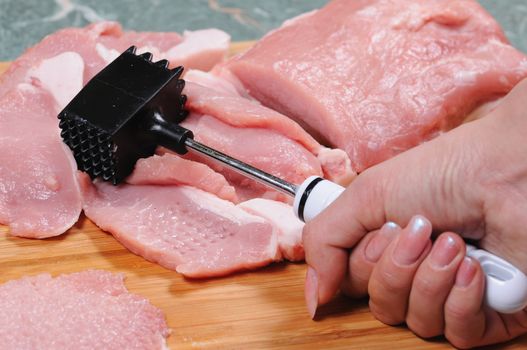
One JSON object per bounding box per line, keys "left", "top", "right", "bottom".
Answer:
{"left": 1, "top": 43, "right": 526, "bottom": 350}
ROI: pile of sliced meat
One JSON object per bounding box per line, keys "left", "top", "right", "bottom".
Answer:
{"left": 2, "top": 0, "right": 527, "bottom": 279}
{"left": 0, "top": 20, "right": 352, "bottom": 276}
{"left": 0, "top": 270, "right": 169, "bottom": 350}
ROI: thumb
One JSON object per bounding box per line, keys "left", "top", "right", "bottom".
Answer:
{"left": 303, "top": 120, "right": 485, "bottom": 311}
{"left": 302, "top": 164, "right": 396, "bottom": 310}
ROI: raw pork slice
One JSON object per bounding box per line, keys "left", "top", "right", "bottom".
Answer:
{"left": 239, "top": 199, "right": 304, "bottom": 261}
{"left": 0, "top": 270, "right": 168, "bottom": 350}
{"left": 82, "top": 179, "right": 280, "bottom": 278}
{"left": 185, "top": 68, "right": 251, "bottom": 98}
{"left": 0, "top": 84, "right": 82, "bottom": 238}
{"left": 126, "top": 154, "right": 238, "bottom": 202}
{"left": 179, "top": 82, "right": 354, "bottom": 200}
{"left": 0, "top": 21, "right": 230, "bottom": 100}
{"left": 226, "top": 0, "right": 527, "bottom": 171}
{"left": 164, "top": 29, "right": 230, "bottom": 71}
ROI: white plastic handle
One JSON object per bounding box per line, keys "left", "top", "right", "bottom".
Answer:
{"left": 466, "top": 245, "right": 527, "bottom": 313}
{"left": 293, "top": 176, "right": 345, "bottom": 222}
{"left": 294, "top": 176, "right": 527, "bottom": 314}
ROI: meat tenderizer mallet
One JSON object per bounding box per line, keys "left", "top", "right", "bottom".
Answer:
{"left": 58, "top": 47, "right": 527, "bottom": 314}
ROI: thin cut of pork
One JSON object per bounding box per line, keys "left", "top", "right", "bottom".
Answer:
{"left": 81, "top": 178, "right": 280, "bottom": 278}
{"left": 226, "top": 0, "right": 527, "bottom": 171}
{"left": 126, "top": 153, "right": 238, "bottom": 202}
{"left": 0, "top": 21, "right": 230, "bottom": 100}
{"left": 0, "top": 84, "right": 82, "bottom": 238}
{"left": 182, "top": 82, "right": 355, "bottom": 194}
{"left": 164, "top": 29, "right": 231, "bottom": 71}
{"left": 0, "top": 270, "right": 169, "bottom": 350}
{"left": 239, "top": 199, "right": 305, "bottom": 261}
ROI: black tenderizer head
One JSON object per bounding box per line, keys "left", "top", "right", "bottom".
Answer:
{"left": 58, "top": 46, "right": 191, "bottom": 184}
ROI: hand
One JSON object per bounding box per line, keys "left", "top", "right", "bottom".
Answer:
{"left": 334, "top": 216, "right": 527, "bottom": 348}
{"left": 302, "top": 78, "right": 527, "bottom": 346}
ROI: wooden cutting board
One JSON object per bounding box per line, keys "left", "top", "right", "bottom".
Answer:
{"left": 0, "top": 43, "right": 525, "bottom": 350}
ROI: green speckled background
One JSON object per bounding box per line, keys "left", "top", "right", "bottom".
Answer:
{"left": 0, "top": 0, "right": 526, "bottom": 61}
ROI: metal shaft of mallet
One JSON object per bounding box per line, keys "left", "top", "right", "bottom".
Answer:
{"left": 184, "top": 138, "right": 298, "bottom": 197}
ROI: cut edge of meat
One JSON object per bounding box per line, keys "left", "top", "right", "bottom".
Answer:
{"left": 185, "top": 81, "right": 356, "bottom": 184}
{"left": 238, "top": 198, "right": 305, "bottom": 262}
{"left": 164, "top": 29, "right": 231, "bottom": 71}
{"left": 0, "top": 83, "right": 83, "bottom": 238}
{"left": 126, "top": 153, "right": 238, "bottom": 203}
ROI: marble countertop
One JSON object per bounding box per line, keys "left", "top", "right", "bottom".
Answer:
{"left": 0, "top": 0, "right": 526, "bottom": 61}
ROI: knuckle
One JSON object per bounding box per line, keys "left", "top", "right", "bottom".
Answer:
{"left": 369, "top": 299, "right": 404, "bottom": 326}
{"left": 412, "top": 275, "right": 442, "bottom": 299}
{"left": 376, "top": 268, "right": 407, "bottom": 295}
{"left": 445, "top": 301, "right": 472, "bottom": 321}
{"left": 406, "top": 317, "right": 442, "bottom": 339}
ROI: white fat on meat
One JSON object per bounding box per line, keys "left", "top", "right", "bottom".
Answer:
{"left": 95, "top": 43, "right": 120, "bottom": 64}
{"left": 0, "top": 21, "right": 229, "bottom": 101}
{"left": 28, "top": 51, "right": 84, "bottom": 108}
{"left": 239, "top": 198, "right": 305, "bottom": 261}
{"left": 0, "top": 84, "right": 82, "bottom": 238}
{"left": 82, "top": 179, "right": 281, "bottom": 278}
{"left": 0, "top": 270, "right": 169, "bottom": 350}
{"left": 226, "top": 0, "right": 527, "bottom": 172}
{"left": 184, "top": 69, "right": 245, "bottom": 97}
{"left": 164, "top": 29, "right": 230, "bottom": 71}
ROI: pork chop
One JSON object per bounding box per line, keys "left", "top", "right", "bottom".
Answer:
{"left": 226, "top": 0, "right": 527, "bottom": 171}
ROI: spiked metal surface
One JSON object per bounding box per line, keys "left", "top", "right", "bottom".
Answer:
{"left": 58, "top": 46, "right": 188, "bottom": 184}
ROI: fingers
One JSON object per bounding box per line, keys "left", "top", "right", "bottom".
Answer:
{"left": 443, "top": 257, "right": 486, "bottom": 348}
{"left": 445, "top": 258, "right": 527, "bottom": 348}
{"left": 368, "top": 216, "right": 433, "bottom": 325}
{"left": 303, "top": 127, "right": 480, "bottom": 311}
{"left": 302, "top": 95, "right": 496, "bottom": 313}
{"left": 405, "top": 233, "right": 466, "bottom": 338}
{"left": 303, "top": 171, "right": 390, "bottom": 309}
{"left": 341, "top": 222, "right": 399, "bottom": 298}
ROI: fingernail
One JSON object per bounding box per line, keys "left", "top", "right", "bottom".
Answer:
{"left": 430, "top": 235, "right": 460, "bottom": 268}
{"left": 394, "top": 216, "right": 431, "bottom": 266}
{"left": 305, "top": 266, "right": 318, "bottom": 319}
{"left": 456, "top": 257, "right": 477, "bottom": 288}
{"left": 365, "top": 222, "right": 399, "bottom": 262}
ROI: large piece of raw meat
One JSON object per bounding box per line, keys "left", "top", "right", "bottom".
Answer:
{"left": 225, "top": 0, "right": 527, "bottom": 171}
